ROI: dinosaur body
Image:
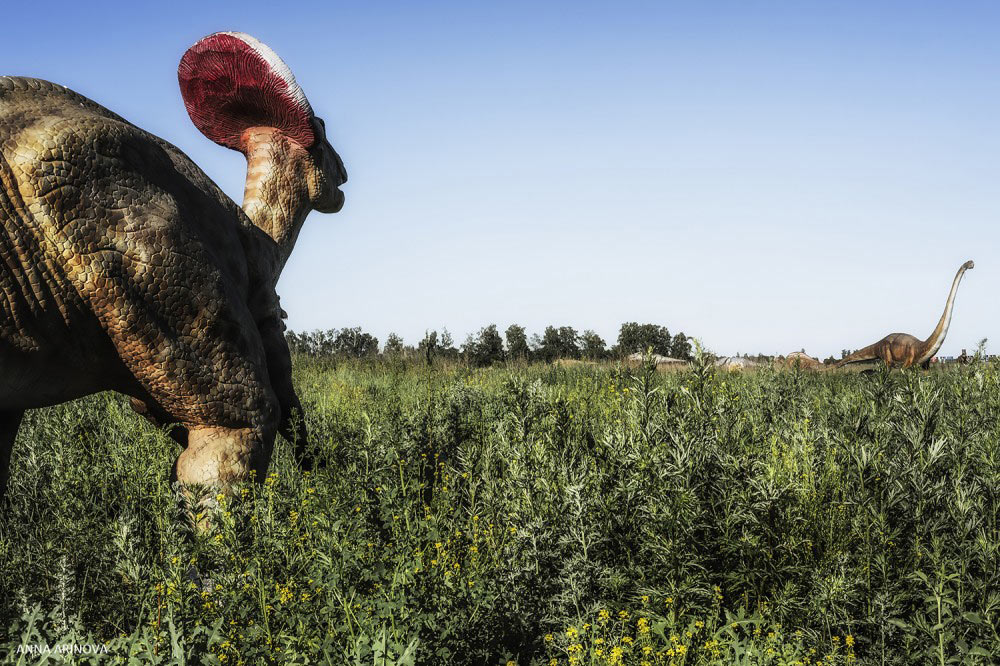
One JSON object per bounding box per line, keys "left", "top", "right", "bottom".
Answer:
{"left": 835, "top": 333, "right": 928, "bottom": 369}
{"left": 836, "top": 261, "right": 974, "bottom": 369}
{"left": 0, "top": 34, "right": 346, "bottom": 497}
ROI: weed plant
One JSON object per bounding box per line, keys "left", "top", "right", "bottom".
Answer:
{"left": 1, "top": 355, "right": 998, "bottom": 664}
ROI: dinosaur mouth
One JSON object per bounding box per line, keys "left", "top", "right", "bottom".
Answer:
{"left": 317, "top": 187, "right": 345, "bottom": 214}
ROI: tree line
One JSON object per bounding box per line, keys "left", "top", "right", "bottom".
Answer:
{"left": 285, "top": 322, "right": 693, "bottom": 366}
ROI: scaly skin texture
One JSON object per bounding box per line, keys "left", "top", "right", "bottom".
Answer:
{"left": 836, "top": 261, "right": 974, "bottom": 369}
{"left": 0, "top": 76, "right": 345, "bottom": 494}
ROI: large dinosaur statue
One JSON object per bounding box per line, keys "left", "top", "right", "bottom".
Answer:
{"left": 835, "top": 260, "right": 974, "bottom": 369}
{"left": 0, "top": 32, "right": 346, "bottom": 498}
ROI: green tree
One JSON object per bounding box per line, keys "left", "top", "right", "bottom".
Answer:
{"left": 536, "top": 328, "right": 558, "bottom": 363}
{"left": 439, "top": 328, "right": 459, "bottom": 359}
{"left": 419, "top": 330, "right": 439, "bottom": 365}
{"left": 505, "top": 324, "right": 530, "bottom": 360}
{"left": 615, "top": 322, "right": 672, "bottom": 357}
{"left": 418, "top": 328, "right": 459, "bottom": 364}
{"left": 463, "top": 324, "right": 506, "bottom": 367}
{"left": 975, "top": 337, "right": 989, "bottom": 361}
{"left": 538, "top": 326, "right": 579, "bottom": 362}
{"left": 285, "top": 329, "right": 337, "bottom": 356}
{"left": 333, "top": 327, "right": 379, "bottom": 358}
{"left": 670, "top": 332, "right": 692, "bottom": 360}
{"left": 383, "top": 332, "right": 405, "bottom": 356}
{"left": 580, "top": 330, "right": 607, "bottom": 360}
{"left": 285, "top": 330, "right": 310, "bottom": 355}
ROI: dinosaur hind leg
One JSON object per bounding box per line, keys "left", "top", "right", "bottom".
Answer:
{"left": 113, "top": 282, "right": 281, "bottom": 489}
{"left": 165, "top": 363, "right": 280, "bottom": 489}
{"left": 175, "top": 423, "right": 276, "bottom": 486}
{"left": 173, "top": 421, "right": 276, "bottom": 530}
{"left": 0, "top": 410, "right": 24, "bottom": 500}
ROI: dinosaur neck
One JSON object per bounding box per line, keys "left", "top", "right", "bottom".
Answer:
{"left": 240, "top": 128, "right": 312, "bottom": 279}
{"left": 918, "top": 265, "right": 969, "bottom": 362}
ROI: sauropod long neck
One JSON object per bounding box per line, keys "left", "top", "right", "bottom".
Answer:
{"left": 240, "top": 128, "right": 312, "bottom": 278}
{"left": 919, "top": 265, "right": 969, "bottom": 362}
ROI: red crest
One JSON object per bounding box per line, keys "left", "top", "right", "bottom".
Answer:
{"left": 178, "top": 32, "right": 315, "bottom": 151}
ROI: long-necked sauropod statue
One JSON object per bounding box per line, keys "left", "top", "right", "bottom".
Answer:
{"left": 0, "top": 32, "right": 347, "bottom": 499}
{"left": 835, "top": 260, "right": 974, "bottom": 369}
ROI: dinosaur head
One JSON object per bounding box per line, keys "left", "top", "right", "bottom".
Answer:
{"left": 962, "top": 259, "right": 975, "bottom": 271}
{"left": 305, "top": 115, "right": 347, "bottom": 214}
{"left": 178, "top": 32, "right": 346, "bottom": 219}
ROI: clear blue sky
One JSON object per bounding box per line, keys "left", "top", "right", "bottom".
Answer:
{"left": 3, "top": 1, "right": 997, "bottom": 357}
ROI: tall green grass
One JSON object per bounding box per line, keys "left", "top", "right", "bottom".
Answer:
{"left": 1, "top": 356, "right": 998, "bottom": 664}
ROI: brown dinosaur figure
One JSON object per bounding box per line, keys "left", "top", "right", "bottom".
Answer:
{"left": 0, "top": 32, "right": 346, "bottom": 499}
{"left": 835, "top": 260, "right": 974, "bottom": 369}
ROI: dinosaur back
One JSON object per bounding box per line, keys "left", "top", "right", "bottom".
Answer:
{"left": 0, "top": 77, "right": 271, "bottom": 408}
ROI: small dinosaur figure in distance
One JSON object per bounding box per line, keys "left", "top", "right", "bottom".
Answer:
{"left": 835, "top": 260, "right": 974, "bottom": 370}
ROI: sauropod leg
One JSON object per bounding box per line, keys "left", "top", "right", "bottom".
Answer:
{"left": 0, "top": 410, "right": 24, "bottom": 500}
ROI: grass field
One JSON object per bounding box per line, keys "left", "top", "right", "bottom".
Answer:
{"left": 1, "top": 355, "right": 999, "bottom": 664}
